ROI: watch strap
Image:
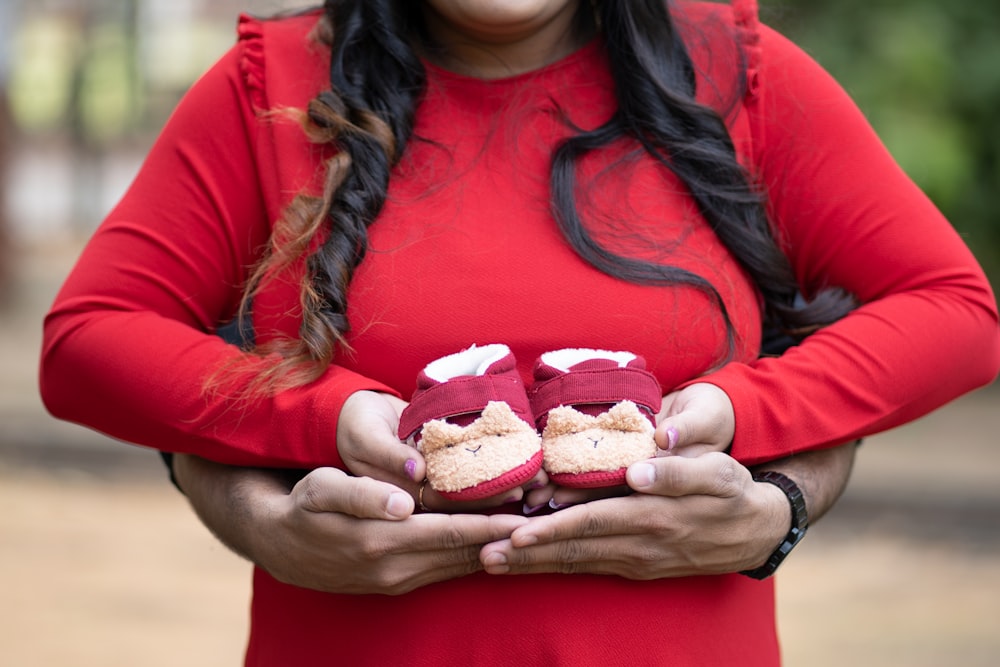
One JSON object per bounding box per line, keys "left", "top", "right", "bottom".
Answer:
{"left": 740, "top": 470, "right": 809, "bottom": 580}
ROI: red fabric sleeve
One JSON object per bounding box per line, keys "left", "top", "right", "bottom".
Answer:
{"left": 39, "top": 42, "right": 397, "bottom": 469}
{"left": 703, "top": 23, "right": 1000, "bottom": 465}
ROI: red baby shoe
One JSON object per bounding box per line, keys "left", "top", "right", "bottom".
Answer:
{"left": 528, "top": 349, "right": 662, "bottom": 488}
{"left": 398, "top": 344, "right": 543, "bottom": 501}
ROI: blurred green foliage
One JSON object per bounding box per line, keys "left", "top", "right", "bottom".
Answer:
{"left": 763, "top": 0, "right": 1000, "bottom": 287}
{"left": 9, "top": 12, "right": 235, "bottom": 144}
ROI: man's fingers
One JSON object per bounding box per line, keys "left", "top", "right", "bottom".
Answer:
{"left": 337, "top": 390, "right": 425, "bottom": 488}
{"left": 354, "top": 513, "right": 530, "bottom": 560}
{"left": 627, "top": 452, "right": 748, "bottom": 498}
{"left": 416, "top": 513, "right": 530, "bottom": 550}
{"left": 293, "top": 467, "right": 415, "bottom": 520}
{"left": 480, "top": 531, "right": 644, "bottom": 577}
{"left": 350, "top": 443, "right": 425, "bottom": 493}
{"left": 345, "top": 418, "right": 425, "bottom": 489}
{"left": 498, "top": 497, "right": 648, "bottom": 553}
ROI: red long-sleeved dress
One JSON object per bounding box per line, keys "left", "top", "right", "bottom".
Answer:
{"left": 40, "top": 1, "right": 999, "bottom": 664}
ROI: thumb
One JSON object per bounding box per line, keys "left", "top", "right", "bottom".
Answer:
{"left": 653, "top": 384, "right": 735, "bottom": 454}
{"left": 339, "top": 390, "right": 427, "bottom": 487}
{"left": 654, "top": 412, "right": 717, "bottom": 454}
{"left": 292, "top": 467, "right": 415, "bottom": 520}
{"left": 626, "top": 453, "right": 747, "bottom": 498}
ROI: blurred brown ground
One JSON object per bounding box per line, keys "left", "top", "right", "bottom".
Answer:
{"left": 2, "top": 241, "right": 998, "bottom": 666}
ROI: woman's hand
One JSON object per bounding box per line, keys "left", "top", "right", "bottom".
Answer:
{"left": 336, "top": 390, "right": 424, "bottom": 489}
{"left": 481, "top": 452, "right": 784, "bottom": 577}
{"left": 654, "top": 382, "right": 735, "bottom": 457}
{"left": 173, "top": 455, "right": 529, "bottom": 595}
{"left": 337, "top": 390, "right": 548, "bottom": 513}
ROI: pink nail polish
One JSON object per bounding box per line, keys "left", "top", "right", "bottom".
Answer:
{"left": 404, "top": 459, "right": 417, "bottom": 481}
{"left": 523, "top": 502, "right": 545, "bottom": 515}
{"left": 666, "top": 426, "right": 679, "bottom": 450}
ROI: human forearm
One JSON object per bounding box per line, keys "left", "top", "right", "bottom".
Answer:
{"left": 735, "top": 440, "right": 860, "bottom": 575}
{"left": 172, "top": 454, "right": 301, "bottom": 563}
{"left": 734, "top": 439, "right": 859, "bottom": 577}
{"left": 751, "top": 438, "right": 858, "bottom": 526}
{"left": 718, "top": 24, "right": 1000, "bottom": 465}
{"left": 40, "top": 310, "right": 396, "bottom": 468}
{"left": 37, "top": 42, "right": 399, "bottom": 471}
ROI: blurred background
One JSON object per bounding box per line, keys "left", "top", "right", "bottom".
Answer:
{"left": 0, "top": 0, "right": 997, "bottom": 665}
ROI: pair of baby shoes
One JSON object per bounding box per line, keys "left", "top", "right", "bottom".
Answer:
{"left": 397, "top": 344, "right": 662, "bottom": 501}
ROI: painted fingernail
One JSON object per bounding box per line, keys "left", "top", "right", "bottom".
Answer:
{"left": 523, "top": 502, "right": 546, "bottom": 515}
{"left": 528, "top": 480, "right": 547, "bottom": 491}
{"left": 666, "top": 426, "right": 679, "bottom": 450}
{"left": 548, "top": 499, "right": 571, "bottom": 511}
{"left": 404, "top": 458, "right": 418, "bottom": 481}
{"left": 503, "top": 493, "right": 522, "bottom": 505}
{"left": 630, "top": 462, "right": 656, "bottom": 489}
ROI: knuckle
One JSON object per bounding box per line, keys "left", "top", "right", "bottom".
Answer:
{"left": 439, "top": 521, "right": 470, "bottom": 550}
{"left": 359, "top": 540, "right": 390, "bottom": 561}
{"left": 369, "top": 568, "right": 407, "bottom": 594}
{"left": 578, "top": 506, "right": 611, "bottom": 538}
{"left": 556, "top": 559, "right": 582, "bottom": 575}
{"left": 712, "top": 457, "right": 743, "bottom": 496}
{"left": 634, "top": 543, "right": 663, "bottom": 568}
{"left": 386, "top": 581, "right": 420, "bottom": 596}
{"left": 555, "top": 539, "right": 584, "bottom": 574}
{"left": 424, "top": 546, "right": 482, "bottom": 585}
{"left": 295, "top": 474, "right": 324, "bottom": 511}
{"left": 660, "top": 459, "right": 689, "bottom": 490}
{"left": 345, "top": 480, "right": 371, "bottom": 516}
{"left": 356, "top": 529, "right": 391, "bottom": 561}
{"left": 457, "top": 547, "right": 487, "bottom": 574}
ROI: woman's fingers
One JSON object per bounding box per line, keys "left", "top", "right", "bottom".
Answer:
{"left": 336, "top": 391, "right": 426, "bottom": 491}
{"left": 507, "top": 496, "right": 654, "bottom": 548}
{"left": 654, "top": 383, "right": 735, "bottom": 454}
{"left": 414, "top": 483, "right": 522, "bottom": 514}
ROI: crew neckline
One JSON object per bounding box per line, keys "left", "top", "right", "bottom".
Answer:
{"left": 420, "top": 36, "right": 604, "bottom": 88}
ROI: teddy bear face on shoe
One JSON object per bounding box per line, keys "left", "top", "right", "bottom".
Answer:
{"left": 397, "top": 344, "right": 543, "bottom": 501}
{"left": 529, "top": 348, "right": 661, "bottom": 488}
{"left": 398, "top": 344, "right": 662, "bottom": 502}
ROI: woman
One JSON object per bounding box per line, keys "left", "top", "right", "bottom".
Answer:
{"left": 40, "top": 0, "right": 999, "bottom": 664}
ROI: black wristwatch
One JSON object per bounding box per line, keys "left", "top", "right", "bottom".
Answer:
{"left": 740, "top": 471, "right": 809, "bottom": 580}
